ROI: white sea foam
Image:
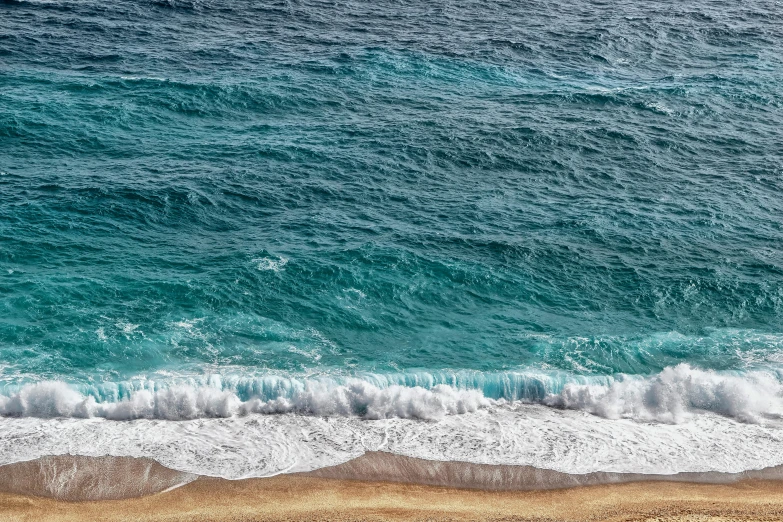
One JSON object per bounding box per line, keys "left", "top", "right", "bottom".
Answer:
{"left": 0, "top": 380, "right": 489, "bottom": 421}
{"left": 252, "top": 256, "right": 288, "bottom": 272}
{"left": 643, "top": 101, "right": 674, "bottom": 115}
{"left": 1, "top": 364, "right": 783, "bottom": 423}
{"left": 2, "top": 404, "right": 783, "bottom": 479}
{"left": 3, "top": 365, "right": 783, "bottom": 477}
{"left": 545, "top": 364, "right": 783, "bottom": 424}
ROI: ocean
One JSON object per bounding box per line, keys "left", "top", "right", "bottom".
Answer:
{"left": 2, "top": 0, "right": 783, "bottom": 479}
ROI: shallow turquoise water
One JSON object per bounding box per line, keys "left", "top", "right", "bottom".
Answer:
{"left": 1, "top": 0, "right": 783, "bottom": 417}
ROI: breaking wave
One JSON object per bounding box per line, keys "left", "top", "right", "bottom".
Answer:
{"left": 2, "top": 364, "right": 783, "bottom": 423}
{"left": 545, "top": 364, "right": 783, "bottom": 424}
{"left": 0, "top": 380, "right": 488, "bottom": 421}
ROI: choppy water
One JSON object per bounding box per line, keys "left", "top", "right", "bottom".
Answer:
{"left": 2, "top": 0, "right": 783, "bottom": 477}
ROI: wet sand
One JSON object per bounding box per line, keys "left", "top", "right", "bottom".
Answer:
{"left": 3, "top": 454, "right": 783, "bottom": 521}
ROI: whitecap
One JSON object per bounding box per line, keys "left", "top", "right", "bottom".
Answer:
{"left": 252, "top": 256, "right": 288, "bottom": 272}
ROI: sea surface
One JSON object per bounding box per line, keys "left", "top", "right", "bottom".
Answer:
{"left": 2, "top": 0, "right": 783, "bottom": 479}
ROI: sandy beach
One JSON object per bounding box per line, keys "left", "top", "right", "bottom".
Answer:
{"left": 3, "top": 454, "right": 783, "bottom": 521}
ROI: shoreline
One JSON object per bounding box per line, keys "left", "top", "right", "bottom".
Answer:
{"left": 5, "top": 452, "right": 783, "bottom": 501}
{"left": 306, "top": 451, "right": 783, "bottom": 490}
{"left": 3, "top": 454, "right": 783, "bottom": 520}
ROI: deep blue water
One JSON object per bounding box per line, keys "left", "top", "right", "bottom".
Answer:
{"left": 1, "top": 0, "right": 783, "bottom": 411}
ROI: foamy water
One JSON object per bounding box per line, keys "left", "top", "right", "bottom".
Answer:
{"left": 3, "top": 403, "right": 783, "bottom": 480}
{"left": 3, "top": 365, "right": 783, "bottom": 478}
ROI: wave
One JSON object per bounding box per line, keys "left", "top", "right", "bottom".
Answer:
{"left": 0, "top": 380, "right": 489, "bottom": 421}
{"left": 544, "top": 364, "right": 783, "bottom": 423}
{"left": 4, "top": 399, "right": 783, "bottom": 479}
{"left": 2, "top": 364, "right": 783, "bottom": 423}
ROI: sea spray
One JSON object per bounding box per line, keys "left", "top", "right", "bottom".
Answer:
{"left": 3, "top": 365, "right": 783, "bottom": 424}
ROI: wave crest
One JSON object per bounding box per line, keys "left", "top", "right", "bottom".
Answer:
{"left": 2, "top": 364, "right": 783, "bottom": 423}
{"left": 0, "top": 380, "right": 489, "bottom": 421}
{"left": 545, "top": 364, "right": 783, "bottom": 423}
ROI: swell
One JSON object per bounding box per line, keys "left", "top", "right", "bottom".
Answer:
{"left": 2, "top": 363, "right": 783, "bottom": 423}
{"left": 3, "top": 67, "right": 780, "bottom": 129}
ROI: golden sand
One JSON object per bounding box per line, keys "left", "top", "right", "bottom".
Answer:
{"left": 4, "top": 474, "right": 783, "bottom": 521}
{"left": 3, "top": 454, "right": 783, "bottom": 521}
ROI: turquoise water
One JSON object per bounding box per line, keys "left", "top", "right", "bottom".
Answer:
{"left": 1, "top": 0, "right": 783, "bottom": 431}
